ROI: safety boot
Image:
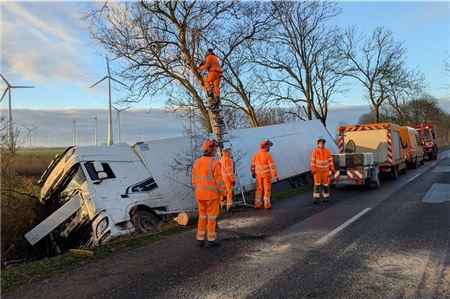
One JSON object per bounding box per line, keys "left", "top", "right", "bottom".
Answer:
{"left": 197, "top": 240, "right": 205, "bottom": 247}
{"left": 205, "top": 240, "right": 219, "bottom": 248}
{"left": 313, "top": 199, "right": 319, "bottom": 205}
{"left": 264, "top": 202, "right": 272, "bottom": 210}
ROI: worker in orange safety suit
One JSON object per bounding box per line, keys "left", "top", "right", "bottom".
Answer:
{"left": 251, "top": 140, "right": 279, "bottom": 210}
{"left": 192, "top": 139, "right": 226, "bottom": 247}
{"left": 198, "top": 48, "right": 222, "bottom": 106}
{"left": 219, "top": 148, "right": 235, "bottom": 212}
{"left": 310, "top": 137, "right": 335, "bottom": 204}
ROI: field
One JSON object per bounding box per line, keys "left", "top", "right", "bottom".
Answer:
{"left": 1, "top": 148, "right": 66, "bottom": 263}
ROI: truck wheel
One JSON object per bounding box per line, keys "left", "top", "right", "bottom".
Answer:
{"left": 369, "top": 178, "right": 380, "bottom": 189}
{"left": 391, "top": 166, "right": 399, "bottom": 180}
{"left": 131, "top": 210, "right": 160, "bottom": 233}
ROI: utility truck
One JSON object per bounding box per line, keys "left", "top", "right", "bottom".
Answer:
{"left": 332, "top": 123, "right": 407, "bottom": 188}
{"left": 25, "top": 120, "right": 337, "bottom": 253}
{"left": 399, "top": 126, "right": 424, "bottom": 168}
{"left": 410, "top": 122, "right": 438, "bottom": 160}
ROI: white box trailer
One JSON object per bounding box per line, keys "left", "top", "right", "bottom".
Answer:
{"left": 26, "top": 120, "right": 336, "bottom": 252}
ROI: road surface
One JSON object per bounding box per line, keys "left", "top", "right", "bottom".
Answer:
{"left": 7, "top": 150, "right": 450, "bottom": 299}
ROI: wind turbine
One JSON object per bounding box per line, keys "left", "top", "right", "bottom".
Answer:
{"left": 90, "top": 56, "right": 127, "bottom": 146}
{"left": 23, "top": 125, "right": 38, "bottom": 147}
{"left": 0, "top": 74, "right": 35, "bottom": 144}
{"left": 113, "top": 105, "right": 129, "bottom": 143}
{"left": 94, "top": 115, "right": 98, "bottom": 146}
{"left": 72, "top": 119, "right": 77, "bottom": 146}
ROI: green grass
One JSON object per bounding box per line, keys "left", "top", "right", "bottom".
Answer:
{"left": 1, "top": 185, "right": 310, "bottom": 294}
{"left": 15, "top": 147, "right": 66, "bottom": 158}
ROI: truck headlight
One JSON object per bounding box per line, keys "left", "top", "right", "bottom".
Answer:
{"left": 96, "top": 217, "right": 109, "bottom": 238}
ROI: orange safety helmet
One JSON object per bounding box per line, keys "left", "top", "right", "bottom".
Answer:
{"left": 202, "top": 139, "right": 217, "bottom": 150}
{"left": 259, "top": 140, "right": 273, "bottom": 149}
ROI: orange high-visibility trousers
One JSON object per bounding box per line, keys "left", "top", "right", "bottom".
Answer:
{"left": 313, "top": 172, "right": 330, "bottom": 199}
{"left": 255, "top": 176, "right": 272, "bottom": 209}
{"left": 220, "top": 180, "right": 234, "bottom": 208}
{"left": 196, "top": 198, "right": 220, "bottom": 242}
{"left": 205, "top": 71, "right": 221, "bottom": 97}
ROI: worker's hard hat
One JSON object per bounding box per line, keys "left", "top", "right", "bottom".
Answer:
{"left": 202, "top": 139, "right": 217, "bottom": 150}
{"left": 317, "top": 137, "right": 326, "bottom": 144}
{"left": 223, "top": 147, "right": 231, "bottom": 152}
{"left": 206, "top": 48, "right": 214, "bottom": 55}
{"left": 260, "top": 140, "right": 273, "bottom": 148}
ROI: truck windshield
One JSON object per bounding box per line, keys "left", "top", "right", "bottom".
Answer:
{"left": 47, "top": 164, "right": 87, "bottom": 211}
{"left": 423, "top": 129, "right": 430, "bottom": 141}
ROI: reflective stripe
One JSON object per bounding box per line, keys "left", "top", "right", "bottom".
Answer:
{"left": 199, "top": 216, "right": 207, "bottom": 219}
{"left": 207, "top": 231, "right": 217, "bottom": 236}
{"left": 207, "top": 158, "right": 215, "bottom": 178}
{"left": 256, "top": 170, "right": 271, "bottom": 174}
{"left": 196, "top": 185, "right": 219, "bottom": 190}
{"left": 196, "top": 175, "right": 211, "bottom": 180}
{"left": 207, "top": 237, "right": 216, "bottom": 241}
{"left": 197, "top": 236, "right": 205, "bottom": 241}
{"left": 207, "top": 215, "right": 218, "bottom": 219}
{"left": 313, "top": 193, "right": 320, "bottom": 198}
{"left": 197, "top": 230, "right": 206, "bottom": 234}
{"left": 216, "top": 181, "right": 224, "bottom": 185}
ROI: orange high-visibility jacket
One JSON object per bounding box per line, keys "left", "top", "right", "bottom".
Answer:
{"left": 198, "top": 54, "right": 222, "bottom": 73}
{"left": 251, "top": 150, "right": 277, "bottom": 178}
{"left": 192, "top": 156, "right": 225, "bottom": 200}
{"left": 310, "top": 147, "right": 335, "bottom": 173}
{"left": 220, "top": 153, "right": 235, "bottom": 183}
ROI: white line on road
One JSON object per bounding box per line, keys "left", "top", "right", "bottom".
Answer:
{"left": 315, "top": 208, "right": 372, "bottom": 245}
{"left": 408, "top": 173, "right": 422, "bottom": 182}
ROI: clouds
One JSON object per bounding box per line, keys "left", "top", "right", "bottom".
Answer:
{"left": 1, "top": 2, "right": 95, "bottom": 83}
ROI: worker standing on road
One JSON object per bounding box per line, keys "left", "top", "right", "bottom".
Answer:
{"left": 198, "top": 48, "right": 222, "bottom": 107}
{"left": 310, "top": 137, "right": 335, "bottom": 204}
{"left": 192, "top": 139, "right": 226, "bottom": 247}
{"left": 220, "top": 148, "right": 235, "bottom": 212}
{"left": 251, "top": 140, "right": 279, "bottom": 210}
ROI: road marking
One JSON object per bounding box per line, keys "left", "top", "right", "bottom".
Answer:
{"left": 315, "top": 208, "right": 371, "bottom": 245}
{"left": 408, "top": 173, "right": 421, "bottom": 182}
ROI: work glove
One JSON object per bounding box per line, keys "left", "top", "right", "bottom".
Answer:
{"left": 252, "top": 173, "right": 256, "bottom": 179}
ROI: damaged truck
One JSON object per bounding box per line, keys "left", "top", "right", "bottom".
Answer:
{"left": 25, "top": 120, "right": 338, "bottom": 254}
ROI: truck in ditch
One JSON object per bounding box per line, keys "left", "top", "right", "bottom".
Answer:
{"left": 25, "top": 120, "right": 338, "bottom": 254}
{"left": 331, "top": 122, "right": 407, "bottom": 188}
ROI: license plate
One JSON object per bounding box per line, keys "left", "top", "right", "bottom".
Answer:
{"left": 337, "top": 179, "right": 357, "bottom": 185}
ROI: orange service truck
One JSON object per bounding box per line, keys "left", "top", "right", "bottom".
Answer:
{"left": 399, "top": 126, "right": 424, "bottom": 168}
{"left": 332, "top": 123, "right": 407, "bottom": 187}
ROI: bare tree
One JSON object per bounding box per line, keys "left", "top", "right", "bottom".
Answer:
{"left": 337, "top": 26, "right": 407, "bottom": 123}
{"left": 207, "top": 3, "right": 273, "bottom": 128}
{"left": 253, "top": 1, "right": 344, "bottom": 126}
{"left": 384, "top": 67, "right": 427, "bottom": 124}
{"left": 0, "top": 113, "right": 23, "bottom": 154}
{"left": 86, "top": 1, "right": 236, "bottom": 134}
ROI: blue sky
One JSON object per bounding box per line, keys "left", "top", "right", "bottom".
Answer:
{"left": 0, "top": 1, "right": 449, "bottom": 147}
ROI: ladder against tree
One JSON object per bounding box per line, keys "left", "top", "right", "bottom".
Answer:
{"left": 206, "top": 94, "right": 249, "bottom": 207}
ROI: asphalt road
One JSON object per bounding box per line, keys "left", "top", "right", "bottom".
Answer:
{"left": 7, "top": 150, "right": 450, "bottom": 299}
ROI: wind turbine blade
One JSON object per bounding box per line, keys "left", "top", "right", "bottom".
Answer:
{"left": 11, "top": 85, "right": 35, "bottom": 88}
{"left": 0, "top": 74, "right": 10, "bottom": 86}
{"left": 0, "top": 88, "right": 8, "bottom": 102}
{"left": 111, "top": 77, "right": 128, "bottom": 88}
{"left": 90, "top": 76, "right": 108, "bottom": 88}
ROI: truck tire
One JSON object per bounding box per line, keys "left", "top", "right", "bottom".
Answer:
{"left": 369, "top": 178, "right": 380, "bottom": 189}
{"left": 131, "top": 210, "right": 160, "bottom": 233}
{"left": 391, "top": 166, "right": 399, "bottom": 180}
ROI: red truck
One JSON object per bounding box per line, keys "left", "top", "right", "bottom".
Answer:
{"left": 410, "top": 122, "right": 438, "bottom": 160}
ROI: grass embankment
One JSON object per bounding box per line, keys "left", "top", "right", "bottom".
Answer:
{"left": 1, "top": 183, "right": 310, "bottom": 294}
